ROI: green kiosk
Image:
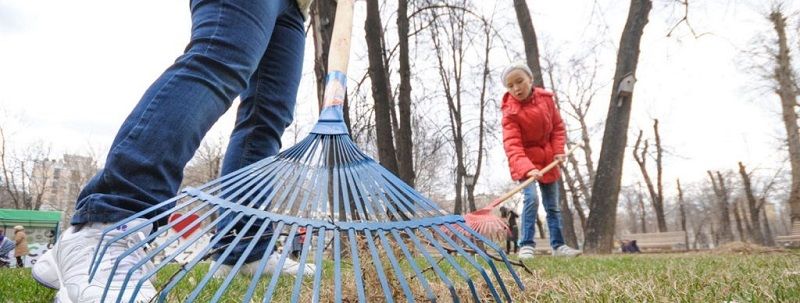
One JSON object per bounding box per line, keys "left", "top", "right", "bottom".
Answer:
{"left": 0, "top": 208, "right": 62, "bottom": 267}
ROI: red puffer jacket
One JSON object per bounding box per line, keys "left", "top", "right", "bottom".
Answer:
{"left": 501, "top": 87, "right": 566, "bottom": 183}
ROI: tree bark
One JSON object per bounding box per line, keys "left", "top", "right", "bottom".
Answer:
{"left": 677, "top": 179, "right": 689, "bottom": 248}
{"left": 708, "top": 171, "right": 734, "bottom": 243}
{"left": 395, "top": 0, "right": 415, "bottom": 187}
{"left": 633, "top": 126, "right": 667, "bottom": 232}
{"left": 365, "top": 0, "right": 399, "bottom": 174}
{"left": 558, "top": 180, "right": 579, "bottom": 248}
{"left": 512, "top": 0, "right": 545, "bottom": 87}
{"left": 738, "top": 161, "right": 765, "bottom": 244}
{"left": 585, "top": 0, "right": 652, "bottom": 254}
{"left": 769, "top": 10, "right": 800, "bottom": 224}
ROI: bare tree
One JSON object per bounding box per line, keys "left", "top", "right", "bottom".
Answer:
{"left": 182, "top": 136, "right": 225, "bottom": 188}
{"left": 708, "top": 170, "right": 734, "bottom": 243}
{"left": 676, "top": 179, "right": 689, "bottom": 247}
{"left": 585, "top": 0, "right": 652, "bottom": 253}
{"left": 511, "top": 0, "right": 544, "bottom": 87}
{"left": 738, "top": 161, "right": 766, "bottom": 244}
{"left": 632, "top": 120, "right": 667, "bottom": 232}
{"left": 768, "top": 8, "right": 800, "bottom": 225}
{"left": 0, "top": 125, "right": 55, "bottom": 210}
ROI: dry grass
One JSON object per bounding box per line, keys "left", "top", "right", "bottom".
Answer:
{"left": 2, "top": 249, "right": 799, "bottom": 302}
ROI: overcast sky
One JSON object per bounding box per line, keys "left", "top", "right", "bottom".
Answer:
{"left": 0, "top": 0, "right": 794, "bottom": 200}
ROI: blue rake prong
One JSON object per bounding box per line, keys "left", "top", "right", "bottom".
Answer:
{"left": 417, "top": 227, "right": 482, "bottom": 302}
{"left": 261, "top": 224, "right": 300, "bottom": 303}
{"left": 332, "top": 231, "right": 342, "bottom": 303}
{"left": 375, "top": 230, "right": 420, "bottom": 302}
{"left": 311, "top": 227, "right": 328, "bottom": 303}
{"left": 242, "top": 221, "right": 286, "bottom": 303}
{"left": 362, "top": 229, "right": 396, "bottom": 302}
{"left": 455, "top": 221, "right": 524, "bottom": 291}
{"left": 290, "top": 225, "right": 316, "bottom": 302}
{"left": 428, "top": 225, "right": 505, "bottom": 302}
{"left": 387, "top": 229, "right": 437, "bottom": 302}
{"left": 434, "top": 225, "right": 508, "bottom": 302}
{"left": 402, "top": 228, "right": 459, "bottom": 302}
{"left": 348, "top": 228, "right": 367, "bottom": 302}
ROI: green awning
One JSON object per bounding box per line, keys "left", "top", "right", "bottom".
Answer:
{"left": 0, "top": 208, "right": 62, "bottom": 229}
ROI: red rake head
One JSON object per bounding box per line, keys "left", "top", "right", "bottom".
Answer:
{"left": 461, "top": 210, "right": 509, "bottom": 240}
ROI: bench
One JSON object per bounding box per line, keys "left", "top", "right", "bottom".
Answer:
{"left": 621, "top": 231, "right": 687, "bottom": 252}
{"left": 776, "top": 222, "right": 800, "bottom": 247}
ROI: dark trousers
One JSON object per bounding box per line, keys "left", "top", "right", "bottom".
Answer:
{"left": 16, "top": 256, "right": 23, "bottom": 268}
{"left": 506, "top": 239, "right": 518, "bottom": 254}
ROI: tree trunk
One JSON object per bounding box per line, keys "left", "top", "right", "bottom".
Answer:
{"left": 395, "top": 0, "right": 415, "bottom": 187}
{"left": 637, "top": 186, "right": 647, "bottom": 233}
{"left": 769, "top": 10, "right": 800, "bottom": 224}
{"left": 738, "top": 162, "right": 765, "bottom": 244}
{"left": 708, "top": 171, "right": 734, "bottom": 243}
{"left": 732, "top": 199, "right": 746, "bottom": 242}
{"left": 760, "top": 202, "right": 775, "bottom": 246}
{"left": 585, "top": 0, "right": 651, "bottom": 254}
{"left": 633, "top": 127, "right": 667, "bottom": 232}
{"left": 677, "top": 179, "right": 689, "bottom": 248}
{"left": 512, "top": 0, "right": 545, "bottom": 87}
{"left": 365, "top": 0, "right": 399, "bottom": 174}
{"left": 559, "top": 180, "right": 579, "bottom": 248}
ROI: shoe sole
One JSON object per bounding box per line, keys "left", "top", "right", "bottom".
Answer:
{"left": 32, "top": 252, "right": 60, "bottom": 290}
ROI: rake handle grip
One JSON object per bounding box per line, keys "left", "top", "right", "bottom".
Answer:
{"left": 485, "top": 145, "right": 580, "bottom": 210}
{"left": 327, "top": 0, "right": 354, "bottom": 74}
{"left": 320, "top": 0, "right": 354, "bottom": 108}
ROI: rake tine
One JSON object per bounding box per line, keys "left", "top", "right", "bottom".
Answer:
{"left": 376, "top": 230, "right": 417, "bottom": 302}
{"left": 417, "top": 227, "right": 481, "bottom": 302}
{"left": 332, "top": 230, "right": 342, "bottom": 303}
{"left": 269, "top": 135, "right": 326, "bottom": 213}
{"left": 208, "top": 219, "right": 273, "bottom": 303}
{"left": 429, "top": 226, "right": 504, "bottom": 303}
{"left": 362, "top": 229, "right": 395, "bottom": 302}
{"left": 261, "top": 224, "right": 300, "bottom": 303}
{"left": 192, "top": 213, "right": 267, "bottom": 302}
{"left": 290, "top": 225, "right": 314, "bottom": 302}
{"left": 310, "top": 227, "right": 327, "bottom": 303}
{"left": 388, "top": 229, "right": 437, "bottom": 302}
{"left": 347, "top": 228, "right": 367, "bottom": 302}
{"left": 89, "top": 193, "right": 188, "bottom": 281}
{"left": 442, "top": 224, "right": 512, "bottom": 302}
{"left": 402, "top": 228, "right": 459, "bottom": 302}
{"left": 241, "top": 221, "right": 286, "bottom": 303}
{"left": 456, "top": 221, "right": 525, "bottom": 291}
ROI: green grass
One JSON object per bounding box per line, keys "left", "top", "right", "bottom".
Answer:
{"left": 1, "top": 250, "right": 799, "bottom": 302}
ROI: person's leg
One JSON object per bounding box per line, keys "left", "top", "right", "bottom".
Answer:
{"left": 71, "top": 0, "right": 292, "bottom": 227}
{"left": 16, "top": 256, "right": 23, "bottom": 268}
{"left": 46, "top": 1, "right": 299, "bottom": 301}
{"left": 213, "top": 2, "right": 305, "bottom": 266}
{"left": 540, "top": 181, "right": 565, "bottom": 249}
{"left": 519, "top": 183, "right": 540, "bottom": 247}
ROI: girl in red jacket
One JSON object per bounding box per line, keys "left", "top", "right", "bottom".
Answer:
{"left": 501, "top": 62, "right": 581, "bottom": 259}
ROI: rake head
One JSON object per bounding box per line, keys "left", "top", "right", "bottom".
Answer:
{"left": 89, "top": 102, "right": 524, "bottom": 302}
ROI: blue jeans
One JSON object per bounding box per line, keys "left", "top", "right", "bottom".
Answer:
{"left": 71, "top": 0, "right": 305, "bottom": 265}
{"left": 519, "top": 181, "right": 565, "bottom": 249}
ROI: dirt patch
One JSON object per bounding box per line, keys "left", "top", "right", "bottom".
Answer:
{"left": 713, "top": 241, "right": 785, "bottom": 254}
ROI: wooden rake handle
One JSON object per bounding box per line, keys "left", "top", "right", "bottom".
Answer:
{"left": 484, "top": 145, "right": 580, "bottom": 210}
{"left": 319, "top": 0, "right": 355, "bottom": 109}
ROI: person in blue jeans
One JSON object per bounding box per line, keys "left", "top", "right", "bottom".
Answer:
{"left": 32, "top": 1, "right": 314, "bottom": 301}
{"left": 500, "top": 61, "right": 581, "bottom": 260}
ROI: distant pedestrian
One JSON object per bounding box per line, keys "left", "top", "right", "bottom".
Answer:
{"left": 500, "top": 207, "right": 519, "bottom": 254}
{"left": 14, "top": 225, "right": 28, "bottom": 268}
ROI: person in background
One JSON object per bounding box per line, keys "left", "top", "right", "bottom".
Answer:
{"left": 499, "top": 206, "right": 519, "bottom": 254}
{"left": 500, "top": 61, "right": 582, "bottom": 259}
{"left": 14, "top": 225, "right": 28, "bottom": 268}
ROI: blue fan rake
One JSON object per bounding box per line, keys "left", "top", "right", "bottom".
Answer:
{"left": 87, "top": 0, "right": 523, "bottom": 301}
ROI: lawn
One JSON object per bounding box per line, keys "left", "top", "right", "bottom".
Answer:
{"left": 1, "top": 249, "right": 798, "bottom": 302}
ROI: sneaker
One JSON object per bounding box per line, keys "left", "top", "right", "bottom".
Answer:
{"left": 47, "top": 219, "right": 157, "bottom": 303}
{"left": 31, "top": 249, "right": 59, "bottom": 289}
{"left": 518, "top": 245, "right": 535, "bottom": 260}
{"left": 212, "top": 252, "right": 315, "bottom": 279}
{"left": 552, "top": 245, "right": 582, "bottom": 257}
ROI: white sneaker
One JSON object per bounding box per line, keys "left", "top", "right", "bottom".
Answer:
{"left": 552, "top": 245, "right": 582, "bottom": 257}
{"left": 518, "top": 245, "right": 535, "bottom": 260}
{"left": 32, "top": 249, "right": 59, "bottom": 289}
{"left": 50, "top": 219, "right": 157, "bottom": 303}
{"left": 212, "top": 252, "right": 315, "bottom": 279}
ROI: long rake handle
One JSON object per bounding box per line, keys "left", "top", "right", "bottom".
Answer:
{"left": 483, "top": 145, "right": 580, "bottom": 210}
{"left": 321, "top": 0, "right": 354, "bottom": 108}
